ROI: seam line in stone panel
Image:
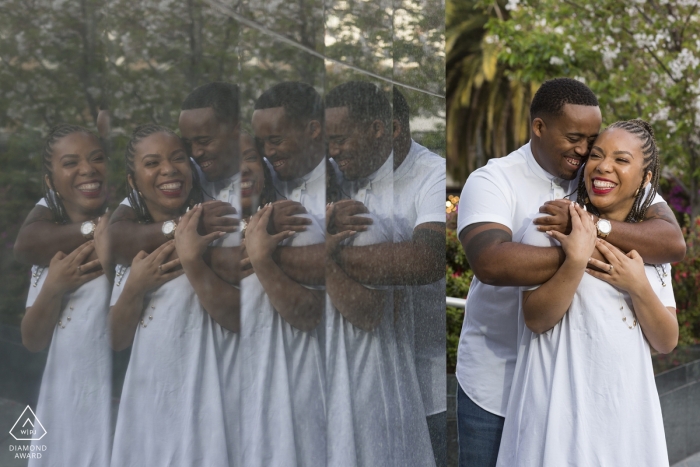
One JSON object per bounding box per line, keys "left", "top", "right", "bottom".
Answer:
{"left": 204, "top": 0, "right": 445, "bottom": 99}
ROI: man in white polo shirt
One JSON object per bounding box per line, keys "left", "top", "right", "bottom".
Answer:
{"left": 455, "top": 78, "right": 686, "bottom": 467}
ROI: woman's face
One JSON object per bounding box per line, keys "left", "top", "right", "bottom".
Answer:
{"left": 129, "top": 131, "right": 192, "bottom": 222}
{"left": 584, "top": 127, "right": 652, "bottom": 221}
{"left": 240, "top": 133, "right": 265, "bottom": 213}
{"left": 47, "top": 132, "right": 108, "bottom": 222}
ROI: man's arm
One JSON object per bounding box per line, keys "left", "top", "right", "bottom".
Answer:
{"left": 270, "top": 243, "right": 326, "bottom": 286}
{"left": 334, "top": 223, "right": 445, "bottom": 286}
{"left": 460, "top": 222, "right": 566, "bottom": 287}
{"left": 108, "top": 205, "right": 167, "bottom": 265}
{"left": 604, "top": 203, "right": 685, "bottom": 263}
{"left": 14, "top": 206, "right": 85, "bottom": 266}
{"left": 535, "top": 200, "right": 686, "bottom": 263}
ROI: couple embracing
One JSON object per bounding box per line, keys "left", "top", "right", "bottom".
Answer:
{"left": 456, "top": 78, "right": 685, "bottom": 466}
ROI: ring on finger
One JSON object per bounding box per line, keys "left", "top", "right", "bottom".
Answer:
{"left": 158, "top": 265, "right": 163, "bottom": 273}
{"left": 77, "top": 265, "right": 82, "bottom": 274}
{"left": 609, "top": 264, "right": 614, "bottom": 273}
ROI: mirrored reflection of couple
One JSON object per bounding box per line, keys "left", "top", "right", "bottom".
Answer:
{"left": 13, "top": 79, "right": 447, "bottom": 467}
{"left": 456, "top": 78, "right": 686, "bottom": 467}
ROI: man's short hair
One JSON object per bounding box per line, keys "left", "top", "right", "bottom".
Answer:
{"left": 392, "top": 86, "right": 410, "bottom": 131}
{"left": 181, "top": 82, "right": 239, "bottom": 123}
{"left": 254, "top": 81, "right": 323, "bottom": 124}
{"left": 325, "top": 81, "right": 391, "bottom": 127}
{"left": 530, "top": 78, "right": 598, "bottom": 120}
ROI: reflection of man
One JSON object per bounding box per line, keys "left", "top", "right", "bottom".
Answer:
{"left": 392, "top": 87, "right": 447, "bottom": 467}
{"left": 247, "top": 81, "right": 326, "bottom": 467}
{"left": 455, "top": 78, "right": 685, "bottom": 467}
{"left": 324, "top": 80, "right": 439, "bottom": 467}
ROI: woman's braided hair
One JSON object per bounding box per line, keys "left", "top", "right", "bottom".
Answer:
{"left": 125, "top": 124, "right": 203, "bottom": 223}
{"left": 43, "top": 124, "right": 105, "bottom": 224}
{"left": 576, "top": 119, "right": 660, "bottom": 223}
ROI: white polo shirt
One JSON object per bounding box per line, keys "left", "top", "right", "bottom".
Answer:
{"left": 456, "top": 142, "right": 577, "bottom": 416}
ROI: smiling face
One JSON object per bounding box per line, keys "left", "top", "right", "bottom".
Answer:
{"left": 47, "top": 132, "right": 108, "bottom": 222}
{"left": 251, "top": 106, "right": 321, "bottom": 181}
{"left": 325, "top": 106, "right": 388, "bottom": 180}
{"left": 178, "top": 107, "right": 239, "bottom": 182}
{"left": 128, "top": 132, "right": 192, "bottom": 222}
{"left": 532, "top": 103, "right": 602, "bottom": 180}
{"left": 240, "top": 133, "right": 265, "bottom": 214}
{"left": 584, "top": 127, "right": 652, "bottom": 221}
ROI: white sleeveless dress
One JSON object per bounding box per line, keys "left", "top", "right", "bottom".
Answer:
{"left": 26, "top": 267, "right": 112, "bottom": 467}
{"left": 497, "top": 223, "right": 674, "bottom": 467}
{"left": 109, "top": 269, "right": 229, "bottom": 467}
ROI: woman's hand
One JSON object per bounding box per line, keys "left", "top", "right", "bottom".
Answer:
{"left": 127, "top": 241, "right": 183, "bottom": 293}
{"left": 246, "top": 204, "right": 294, "bottom": 264}
{"left": 44, "top": 241, "right": 103, "bottom": 294}
{"left": 546, "top": 202, "right": 597, "bottom": 267}
{"left": 586, "top": 239, "right": 649, "bottom": 293}
{"left": 174, "top": 205, "right": 225, "bottom": 264}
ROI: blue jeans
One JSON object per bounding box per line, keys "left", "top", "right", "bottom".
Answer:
{"left": 457, "top": 384, "right": 504, "bottom": 467}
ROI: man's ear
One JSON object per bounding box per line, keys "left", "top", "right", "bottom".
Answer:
{"left": 392, "top": 119, "right": 402, "bottom": 140}
{"left": 371, "top": 119, "right": 386, "bottom": 140}
{"left": 532, "top": 117, "right": 546, "bottom": 139}
{"left": 307, "top": 120, "right": 322, "bottom": 141}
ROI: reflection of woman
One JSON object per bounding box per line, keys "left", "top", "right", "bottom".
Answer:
{"left": 108, "top": 125, "right": 231, "bottom": 467}
{"left": 238, "top": 133, "right": 327, "bottom": 466}
{"left": 498, "top": 120, "right": 678, "bottom": 467}
{"left": 21, "top": 125, "right": 112, "bottom": 467}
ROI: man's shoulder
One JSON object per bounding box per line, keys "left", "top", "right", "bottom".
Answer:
{"left": 467, "top": 145, "right": 531, "bottom": 185}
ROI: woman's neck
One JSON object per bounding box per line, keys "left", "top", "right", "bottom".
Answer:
{"left": 65, "top": 205, "right": 102, "bottom": 224}
{"left": 595, "top": 198, "right": 635, "bottom": 223}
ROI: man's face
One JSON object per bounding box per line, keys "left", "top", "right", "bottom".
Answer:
{"left": 251, "top": 107, "right": 314, "bottom": 181}
{"left": 533, "top": 103, "right": 602, "bottom": 180}
{"left": 325, "top": 106, "right": 386, "bottom": 180}
{"left": 178, "top": 107, "right": 239, "bottom": 182}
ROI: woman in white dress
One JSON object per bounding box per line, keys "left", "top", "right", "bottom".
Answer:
{"left": 109, "top": 124, "right": 236, "bottom": 467}
{"left": 237, "top": 133, "right": 327, "bottom": 466}
{"left": 497, "top": 119, "right": 679, "bottom": 466}
{"left": 21, "top": 124, "right": 112, "bottom": 467}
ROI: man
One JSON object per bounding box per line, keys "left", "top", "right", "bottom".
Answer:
{"left": 324, "top": 80, "right": 441, "bottom": 467}
{"left": 456, "top": 77, "right": 685, "bottom": 467}
{"left": 247, "top": 81, "right": 327, "bottom": 467}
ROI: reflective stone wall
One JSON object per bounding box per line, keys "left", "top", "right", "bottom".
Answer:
{"left": 0, "top": 0, "right": 445, "bottom": 465}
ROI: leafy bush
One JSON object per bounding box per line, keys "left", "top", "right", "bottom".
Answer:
{"left": 673, "top": 216, "right": 700, "bottom": 347}
{"left": 446, "top": 227, "right": 471, "bottom": 373}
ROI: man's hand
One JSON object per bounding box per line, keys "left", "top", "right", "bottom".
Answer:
{"left": 327, "top": 199, "right": 372, "bottom": 235}
{"left": 200, "top": 200, "right": 238, "bottom": 235}
{"left": 534, "top": 199, "right": 578, "bottom": 234}
{"left": 176, "top": 205, "right": 225, "bottom": 264}
{"left": 269, "top": 200, "right": 311, "bottom": 234}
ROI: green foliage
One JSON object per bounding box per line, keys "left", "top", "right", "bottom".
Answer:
{"left": 446, "top": 226, "right": 472, "bottom": 372}
{"left": 673, "top": 217, "right": 700, "bottom": 346}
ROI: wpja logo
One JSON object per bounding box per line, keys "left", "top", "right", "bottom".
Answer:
{"left": 9, "top": 406, "right": 46, "bottom": 441}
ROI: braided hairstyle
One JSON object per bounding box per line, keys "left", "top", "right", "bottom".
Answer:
{"left": 43, "top": 124, "right": 105, "bottom": 224}
{"left": 576, "top": 119, "right": 659, "bottom": 223}
{"left": 125, "top": 124, "right": 203, "bottom": 223}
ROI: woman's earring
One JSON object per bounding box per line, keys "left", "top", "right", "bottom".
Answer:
{"left": 138, "top": 191, "right": 144, "bottom": 198}
{"left": 634, "top": 188, "right": 640, "bottom": 197}
{"left": 584, "top": 196, "right": 589, "bottom": 204}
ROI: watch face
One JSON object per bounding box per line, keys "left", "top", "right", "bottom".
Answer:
{"left": 81, "top": 221, "right": 95, "bottom": 236}
{"left": 162, "top": 221, "right": 176, "bottom": 235}
{"left": 598, "top": 219, "right": 612, "bottom": 234}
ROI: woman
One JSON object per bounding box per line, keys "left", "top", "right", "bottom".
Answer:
{"left": 237, "top": 133, "right": 327, "bottom": 466}
{"left": 21, "top": 124, "right": 112, "bottom": 467}
{"left": 109, "top": 124, "right": 236, "bottom": 467}
{"left": 497, "top": 119, "right": 678, "bottom": 466}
